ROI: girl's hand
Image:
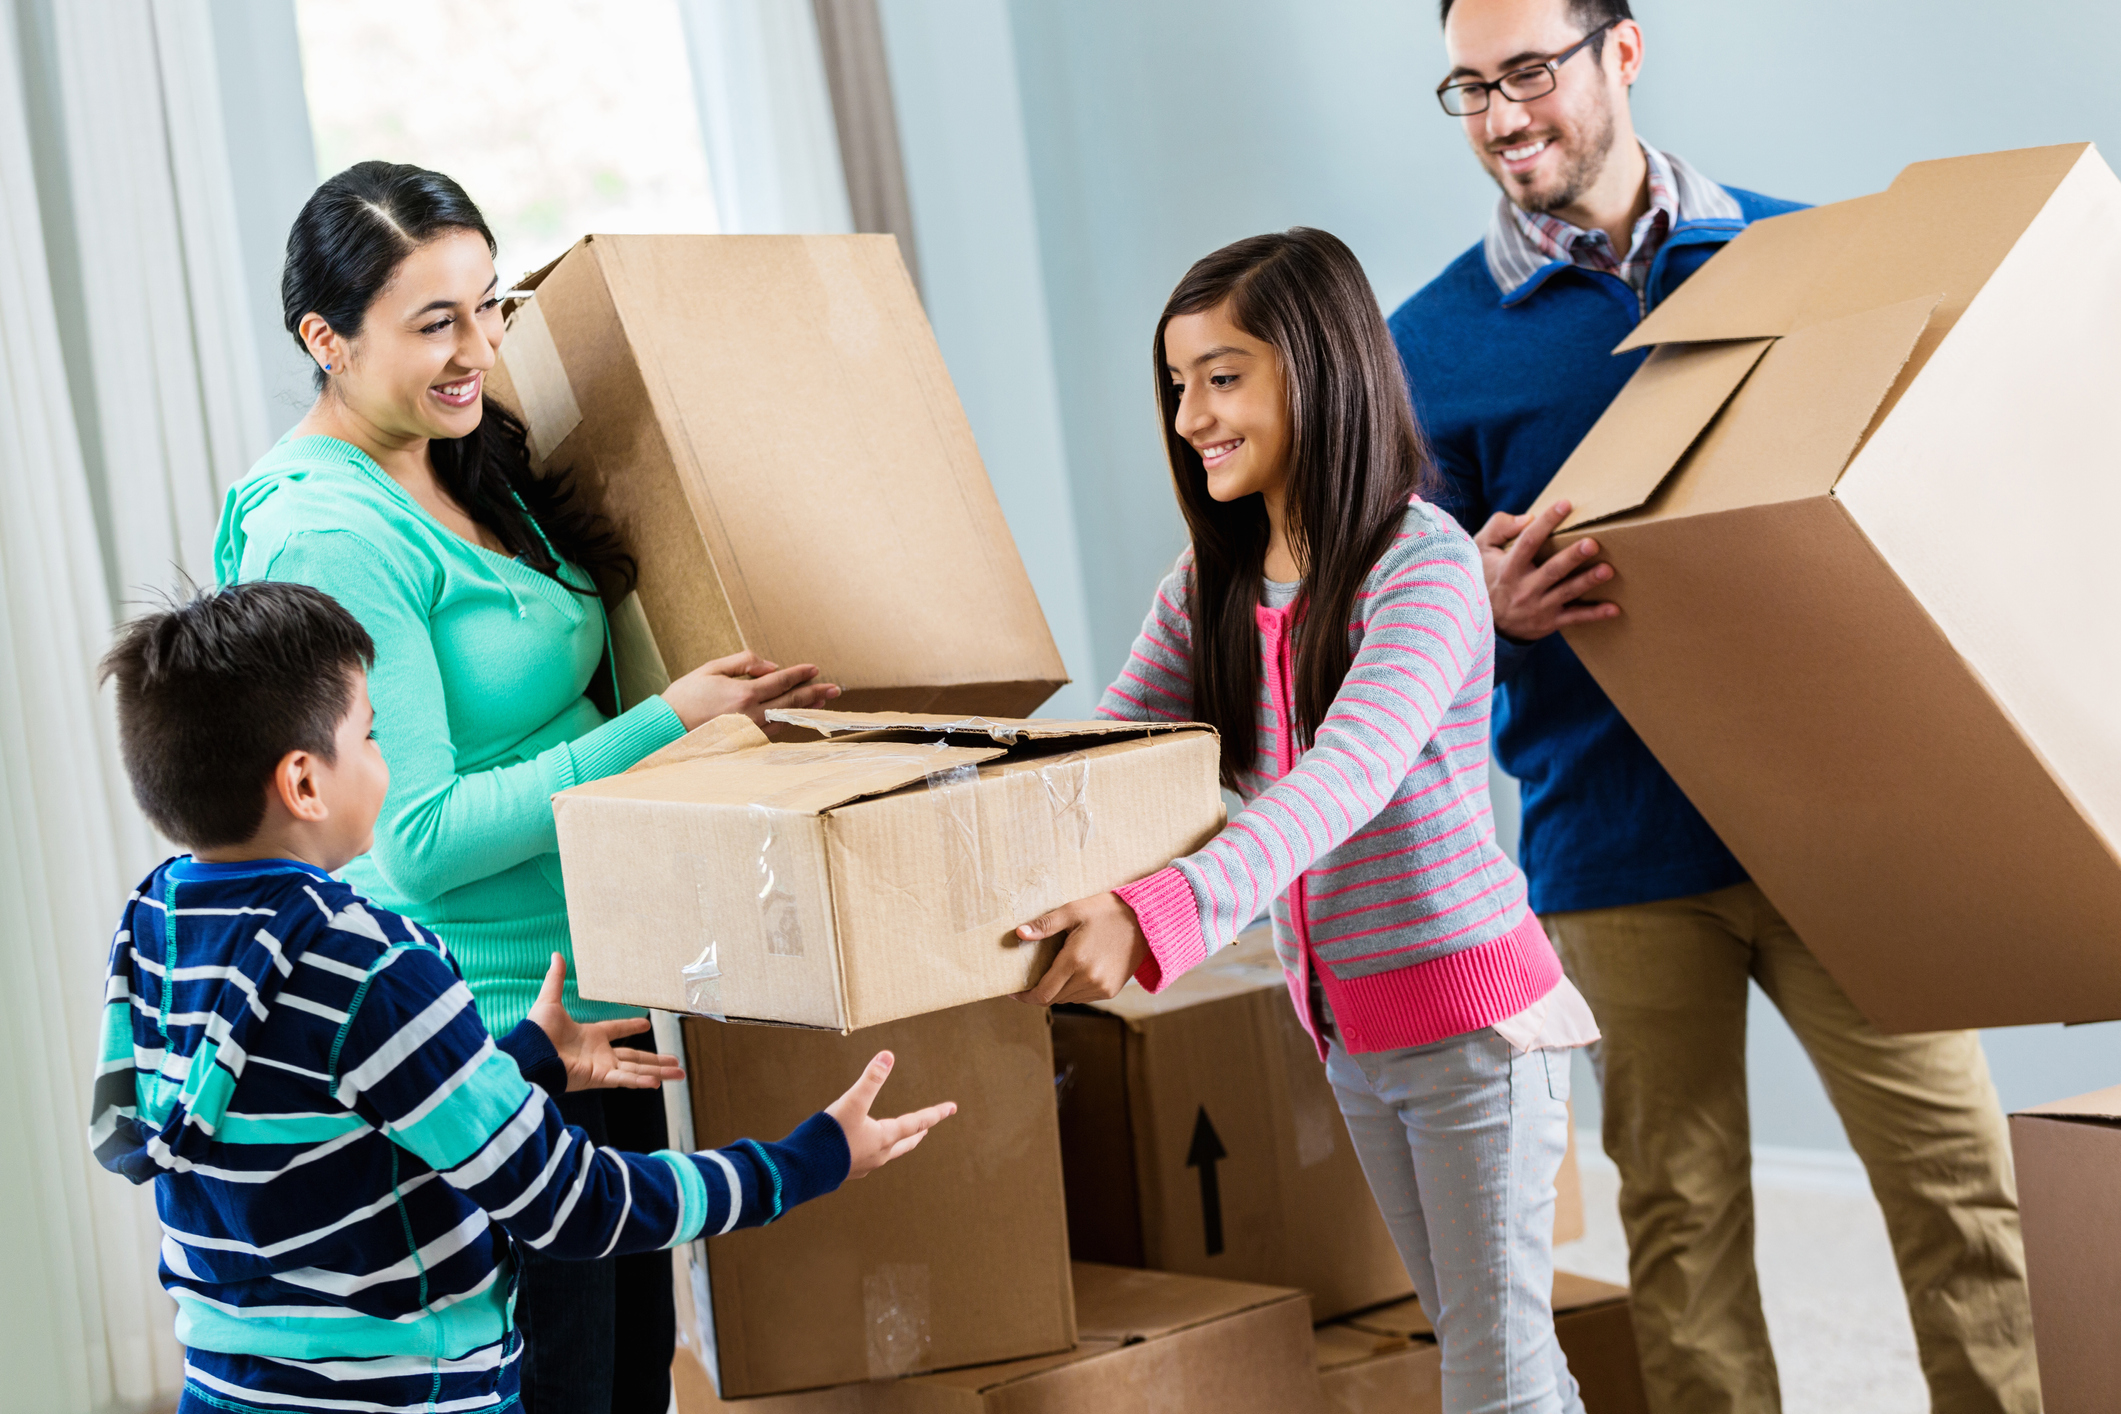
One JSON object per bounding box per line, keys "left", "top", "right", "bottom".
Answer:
{"left": 527, "top": 954, "right": 687, "bottom": 1092}
{"left": 824, "top": 1052, "right": 957, "bottom": 1181}
{"left": 1012, "top": 891, "right": 1149, "bottom": 1005}
{"left": 661, "top": 650, "right": 841, "bottom": 731}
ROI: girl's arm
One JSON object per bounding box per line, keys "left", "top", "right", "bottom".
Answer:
{"left": 1022, "top": 526, "right": 1491, "bottom": 998}
{"left": 255, "top": 528, "right": 686, "bottom": 904}
{"left": 1095, "top": 552, "right": 1196, "bottom": 723}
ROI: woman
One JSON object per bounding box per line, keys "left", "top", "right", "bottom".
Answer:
{"left": 214, "top": 161, "right": 837, "bottom": 1413}
{"left": 1016, "top": 229, "right": 1598, "bottom": 1413}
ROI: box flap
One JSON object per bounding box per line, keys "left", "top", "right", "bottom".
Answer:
{"left": 1068, "top": 1263, "right": 1301, "bottom": 1344}
{"left": 566, "top": 717, "right": 1004, "bottom": 815}
{"left": 769, "top": 708, "right": 1211, "bottom": 744}
{"left": 2015, "top": 1083, "right": 2121, "bottom": 1123}
{"left": 1545, "top": 339, "right": 1771, "bottom": 532}
{"left": 1635, "top": 293, "right": 1941, "bottom": 524}
{"left": 1615, "top": 196, "right": 1888, "bottom": 352}
{"left": 1313, "top": 1321, "right": 1421, "bottom": 1372}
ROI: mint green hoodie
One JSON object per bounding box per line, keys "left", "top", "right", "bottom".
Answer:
{"left": 214, "top": 434, "right": 686, "bottom": 1032}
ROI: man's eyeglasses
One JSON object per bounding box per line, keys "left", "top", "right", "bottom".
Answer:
{"left": 1435, "top": 20, "right": 1616, "bottom": 117}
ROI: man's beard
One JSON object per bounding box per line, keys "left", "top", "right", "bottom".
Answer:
{"left": 1491, "top": 100, "right": 1616, "bottom": 215}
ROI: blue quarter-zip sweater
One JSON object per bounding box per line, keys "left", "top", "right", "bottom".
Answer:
{"left": 1388, "top": 185, "right": 1806, "bottom": 915}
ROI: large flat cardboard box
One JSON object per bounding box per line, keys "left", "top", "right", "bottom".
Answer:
{"left": 672, "top": 1264, "right": 1322, "bottom": 1413}
{"left": 489, "top": 233, "right": 1066, "bottom": 716}
{"left": 677, "top": 999, "right": 1075, "bottom": 1398}
{"left": 556, "top": 711, "right": 1222, "bottom": 1029}
{"left": 2009, "top": 1085, "right": 2121, "bottom": 1413}
{"left": 1535, "top": 142, "right": 2121, "bottom": 1032}
{"left": 1051, "top": 928, "right": 1582, "bottom": 1320}
{"left": 1332, "top": 1273, "right": 1647, "bottom": 1414}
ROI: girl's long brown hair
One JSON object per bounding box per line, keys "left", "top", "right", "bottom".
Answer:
{"left": 1154, "top": 228, "right": 1437, "bottom": 789}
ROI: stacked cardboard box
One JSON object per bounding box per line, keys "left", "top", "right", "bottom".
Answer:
{"left": 1052, "top": 927, "right": 1583, "bottom": 1320}
{"left": 2009, "top": 1085, "right": 2121, "bottom": 1413}
{"left": 1315, "top": 1274, "right": 1647, "bottom": 1413}
{"left": 672, "top": 1264, "right": 1325, "bottom": 1413}
{"left": 1535, "top": 142, "right": 2121, "bottom": 1033}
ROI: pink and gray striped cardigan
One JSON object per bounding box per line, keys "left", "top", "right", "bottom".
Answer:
{"left": 1106, "top": 500, "right": 1563, "bottom": 1057}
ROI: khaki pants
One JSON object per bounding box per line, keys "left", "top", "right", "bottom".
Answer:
{"left": 1543, "top": 881, "right": 2040, "bottom": 1414}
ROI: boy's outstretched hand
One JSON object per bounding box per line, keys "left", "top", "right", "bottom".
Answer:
{"left": 825, "top": 1052, "right": 957, "bottom": 1181}
{"left": 528, "top": 954, "right": 687, "bottom": 1092}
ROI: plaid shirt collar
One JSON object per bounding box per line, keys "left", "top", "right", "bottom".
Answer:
{"left": 1482, "top": 143, "right": 1742, "bottom": 301}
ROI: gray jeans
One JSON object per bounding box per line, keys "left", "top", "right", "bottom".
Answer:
{"left": 1326, "top": 1027, "right": 1584, "bottom": 1414}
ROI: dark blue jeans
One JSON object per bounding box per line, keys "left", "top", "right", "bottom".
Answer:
{"left": 516, "top": 1071, "right": 676, "bottom": 1414}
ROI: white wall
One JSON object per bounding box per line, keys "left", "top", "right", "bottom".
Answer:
{"left": 882, "top": 0, "right": 2121, "bottom": 1150}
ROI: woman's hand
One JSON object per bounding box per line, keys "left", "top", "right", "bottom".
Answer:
{"left": 824, "top": 1052, "right": 958, "bottom": 1181}
{"left": 661, "top": 650, "right": 841, "bottom": 731}
{"left": 527, "top": 954, "right": 687, "bottom": 1092}
{"left": 1012, "top": 891, "right": 1149, "bottom": 1005}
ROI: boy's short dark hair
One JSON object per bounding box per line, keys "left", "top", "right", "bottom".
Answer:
{"left": 100, "top": 582, "right": 376, "bottom": 848}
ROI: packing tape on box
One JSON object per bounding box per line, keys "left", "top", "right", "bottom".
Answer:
{"left": 862, "top": 1263, "right": 933, "bottom": 1380}
{"left": 783, "top": 712, "right": 1025, "bottom": 744}
{"left": 925, "top": 751, "right": 1099, "bottom": 934}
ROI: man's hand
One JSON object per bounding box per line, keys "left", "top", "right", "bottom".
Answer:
{"left": 825, "top": 1052, "right": 958, "bottom": 1181}
{"left": 1012, "top": 891, "right": 1149, "bottom": 1006}
{"left": 1473, "top": 498, "right": 1620, "bottom": 643}
{"left": 527, "top": 954, "right": 687, "bottom": 1092}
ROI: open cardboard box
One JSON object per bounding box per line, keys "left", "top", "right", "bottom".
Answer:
{"left": 2009, "top": 1084, "right": 2121, "bottom": 1413}
{"left": 488, "top": 233, "right": 1067, "bottom": 717}
{"left": 557, "top": 710, "right": 1223, "bottom": 1030}
{"left": 1053, "top": 927, "right": 1583, "bottom": 1320}
{"left": 1535, "top": 142, "right": 2121, "bottom": 1032}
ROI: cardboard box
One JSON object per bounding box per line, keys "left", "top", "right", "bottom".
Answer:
{"left": 556, "top": 711, "right": 1223, "bottom": 1029}
{"left": 677, "top": 998, "right": 1076, "bottom": 1398}
{"left": 2009, "top": 1085, "right": 2121, "bottom": 1413}
{"left": 1331, "top": 1273, "right": 1647, "bottom": 1414}
{"left": 489, "top": 233, "right": 1066, "bottom": 716}
{"left": 1051, "top": 928, "right": 1582, "bottom": 1320}
{"left": 1534, "top": 142, "right": 2121, "bottom": 1032}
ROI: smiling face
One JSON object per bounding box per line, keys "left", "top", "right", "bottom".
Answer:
{"left": 1163, "top": 302, "right": 1291, "bottom": 510}
{"left": 1443, "top": 0, "right": 1639, "bottom": 216}
{"left": 298, "top": 226, "right": 504, "bottom": 446}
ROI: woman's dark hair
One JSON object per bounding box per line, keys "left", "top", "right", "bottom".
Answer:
{"left": 1154, "top": 227, "right": 1437, "bottom": 789}
{"left": 283, "top": 161, "right": 634, "bottom": 598}
{"left": 102, "top": 582, "right": 377, "bottom": 849}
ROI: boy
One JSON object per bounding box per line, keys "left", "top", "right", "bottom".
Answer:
{"left": 90, "top": 581, "right": 954, "bottom": 1414}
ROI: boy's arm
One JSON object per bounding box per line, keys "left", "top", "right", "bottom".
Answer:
{"left": 334, "top": 940, "right": 850, "bottom": 1256}
{"left": 494, "top": 1020, "right": 568, "bottom": 1098}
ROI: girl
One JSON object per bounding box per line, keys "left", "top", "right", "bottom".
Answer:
{"left": 214, "top": 162, "right": 839, "bottom": 1413}
{"left": 1017, "top": 228, "right": 1598, "bottom": 1414}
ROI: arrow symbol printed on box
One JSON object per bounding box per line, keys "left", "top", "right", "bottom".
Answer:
{"left": 1186, "top": 1105, "right": 1227, "bottom": 1257}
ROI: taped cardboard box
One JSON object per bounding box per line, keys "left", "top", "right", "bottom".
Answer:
{"left": 674, "top": 998, "right": 1075, "bottom": 1398}
{"left": 487, "top": 233, "right": 1067, "bottom": 716}
{"left": 556, "top": 710, "right": 1223, "bottom": 1029}
{"left": 1534, "top": 142, "right": 2121, "bottom": 1032}
{"left": 1328, "top": 1273, "right": 1647, "bottom": 1414}
{"left": 1052, "top": 928, "right": 1582, "bottom": 1320}
{"left": 2008, "top": 1085, "right": 2121, "bottom": 1413}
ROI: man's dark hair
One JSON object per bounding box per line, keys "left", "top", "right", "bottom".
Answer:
{"left": 1439, "top": 0, "right": 1632, "bottom": 34}
{"left": 100, "top": 581, "right": 376, "bottom": 849}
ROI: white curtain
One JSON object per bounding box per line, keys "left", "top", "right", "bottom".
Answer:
{"left": 1, "top": 1, "right": 278, "bottom": 1408}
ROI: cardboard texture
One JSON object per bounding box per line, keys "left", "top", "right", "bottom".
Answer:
{"left": 2008, "top": 1086, "right": 2121, "bottom": 1413}
{"left": 486, "top": 233, "right": 1067, "bottom": 716}
{"left": 555, "top": 712, "right": 1223, "bottom": 1030}
{"left": 1052, "top": 928, "right": 1582, "bottom": 1320}
{"left": 679, "top": 999, "right": 1075, "bottom": 1398}
{"left": 1535, "top": 142, "right": 2121, "bottom": 1032}
{"left": 1329, "top": 1273, "right": 1647, "bottom": 1414}
{"left": 674, "top": 1264, "right": 1322, "bottom": 1414}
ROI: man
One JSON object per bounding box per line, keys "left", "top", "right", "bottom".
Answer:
{"left": 1387, "top": 2, "right": 2042, "bottom": 1411}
